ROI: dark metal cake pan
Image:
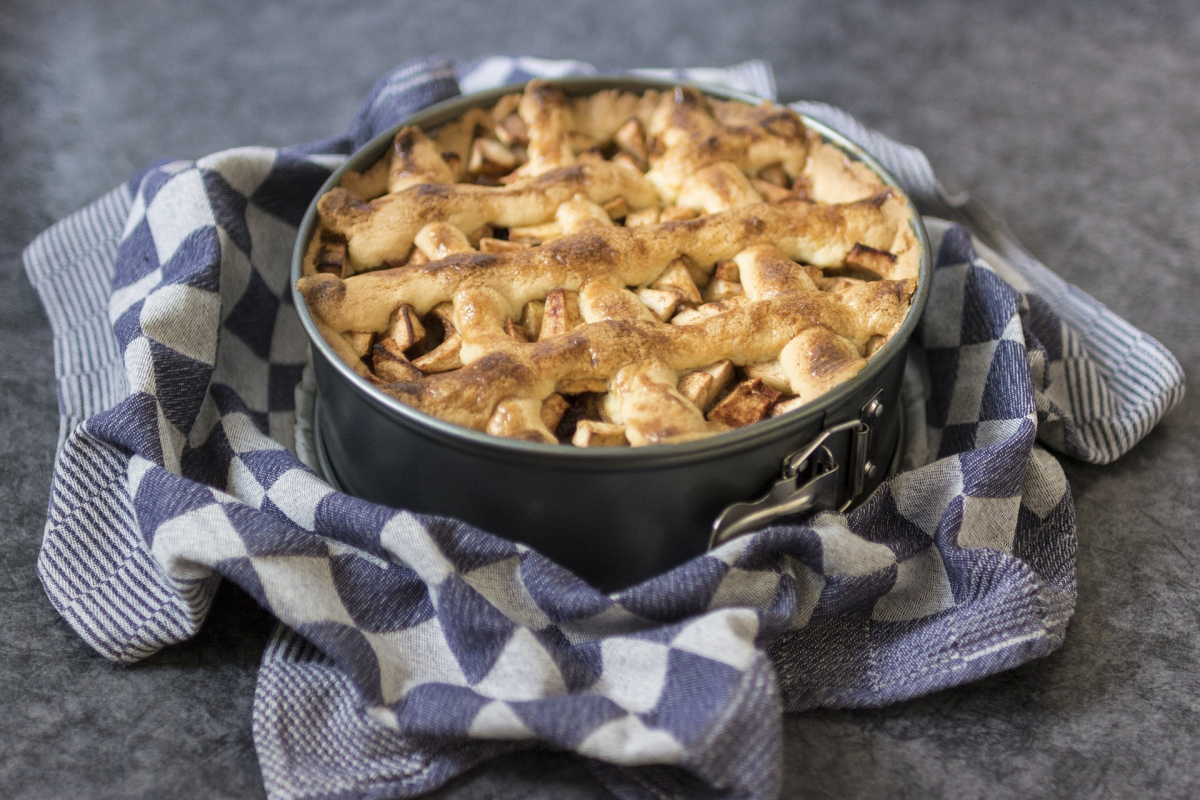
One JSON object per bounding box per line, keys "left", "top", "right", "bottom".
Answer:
{"left": 292, "top": 77, "right": 931, "bottom": 592}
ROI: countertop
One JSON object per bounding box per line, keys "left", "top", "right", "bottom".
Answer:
{"left": 2, "top": 1, "right": 1198, "bottom": 797}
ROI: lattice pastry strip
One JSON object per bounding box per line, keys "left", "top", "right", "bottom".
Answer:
{"left": 299, "top": 81, "right": 922, "bottom": 446}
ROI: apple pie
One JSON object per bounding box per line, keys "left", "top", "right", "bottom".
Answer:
{"left": 297, "top": 81, "right": 921, "bottom": 446}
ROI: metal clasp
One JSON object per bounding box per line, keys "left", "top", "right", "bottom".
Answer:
{"left": 708, "top": 393, "right": 882, "bottom": 549}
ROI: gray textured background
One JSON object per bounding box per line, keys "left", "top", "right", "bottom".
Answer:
{"left": 2, "top": 1, "right": 1198, "bottom": 797}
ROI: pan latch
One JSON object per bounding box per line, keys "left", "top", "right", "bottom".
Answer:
{"left": 709, "top": 393, "right": 883, "bottom": 549}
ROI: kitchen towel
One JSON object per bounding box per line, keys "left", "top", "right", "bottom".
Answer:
{"left": 23, "top": 56, "right": 1184, "bottom": 800}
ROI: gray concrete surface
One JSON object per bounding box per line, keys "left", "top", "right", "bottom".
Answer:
{"left": 2, "top": 1, "right": 1197, "bottom": 797}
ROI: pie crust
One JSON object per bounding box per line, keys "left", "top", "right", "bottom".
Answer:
{"left": 297, "top": 81, "right": 921, "bottom": 446}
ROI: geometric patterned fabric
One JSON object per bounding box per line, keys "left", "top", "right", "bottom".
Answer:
{"left": 23, "top": 57, "right": 1184, "bottom": 800}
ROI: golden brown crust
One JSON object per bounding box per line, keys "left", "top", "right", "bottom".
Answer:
{"left": 298, "top": 80, "right": 923, "bottom": 446}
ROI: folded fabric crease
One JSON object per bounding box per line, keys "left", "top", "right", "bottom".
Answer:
{"left": 23, "top": 56, "right": 1183, "bottom": 800}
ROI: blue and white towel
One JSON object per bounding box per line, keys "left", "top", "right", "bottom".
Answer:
{"left": 24, "top": 57, "right": 1184, "bottom": 800}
